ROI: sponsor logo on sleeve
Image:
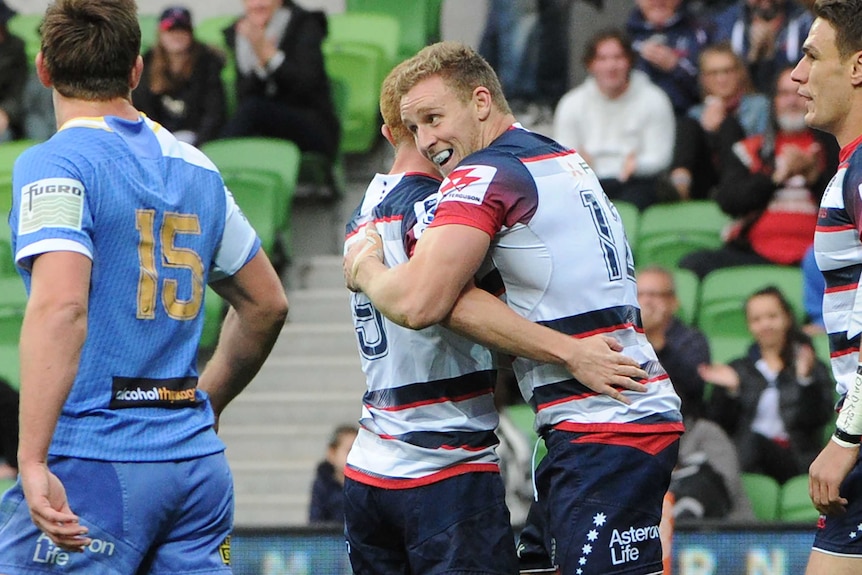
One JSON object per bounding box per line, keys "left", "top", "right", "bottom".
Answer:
{"left": 110, "top": 376, "right": 198, "bottom": 409}
{"left": 439, "top": 165, "right": 496, "bottom": 205}
{"left": 412, "top": 193, "right": 440, "bottom": 239}
{"left": 19, "top": 178, "right": 85, "bottom": 235}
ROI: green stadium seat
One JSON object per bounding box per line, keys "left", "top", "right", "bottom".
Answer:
{"left": 219, "top": 169, "right": 283, "bottom": 257}
{"left": 425, "top": 0, "right": 444, "bottom": 43}
{"left": 322, "top": 42, "right": 385, "bottom": 155}
{"left": 297, "top": 77, "right": 348, "bottom": 199}
{"left": 613, "top": 200, "right": 639, "bottom": 254}
{"left": 200, "top": 286, "right": 225, "bottom": 351}
{"left": 0, "top": 276, "right": 25, "bottom": 345}
{"left": 0, "top": 343, "right": 20, "bottom": 390}
{"left": 0, "top": 477, "right": 16, "bottom": 497}
{"left": 707, "top": 334, "right": 751, "bottom": 364}
{"left": 7, "top": 13, "right": 41, "bottom": 69}
{"left": 325, "top": 12, "right": 400, "bottom": 83}
{"left": 0, "top": 139, "right": 39, "bottom": 174}
{"left": 636, "top": 200, "right": 731, "bottom": 269}
{"left": 778, "top": 474, "right": 820, "bottom": 523}
{"left": 138, "top": 13, "right": 160, "bottom": 53}
{"left": 193, "top": 14, "right": 234, "bottom": 53}
{"left": 0, "top": 217, "right": 14, "bottom": 278}
{"left": 698, "top": 265, "right": 805, "bottom": 339}
{"left": 672, "top": 267, "right": 699, "bottom": 326}
{"left": 201, "top": 137, "right": 301, "bottom": 234}
{"left": 346, "top": 0, "right": 437, "bottom": 61}
{"left": 741, "top": 472, "right": 780, "bottom": 521}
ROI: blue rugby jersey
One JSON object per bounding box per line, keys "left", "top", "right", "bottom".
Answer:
{"left": 344, "top": 171, "right": 501, "bottom": 488}
{"left": 10, "top": 115, "right": 260, "bottom": 461}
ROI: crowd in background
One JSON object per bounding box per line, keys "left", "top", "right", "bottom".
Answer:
{"left": 0, "top": 0, "right": 840, "bottom": 526}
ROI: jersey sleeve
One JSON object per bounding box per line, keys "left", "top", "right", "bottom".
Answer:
{"left": 11, "top": 146, "right": 94, "bottom": 271}
{"left": 429, "top": 151, "right": 538, "bottom": 237}
{"left": 208, "top": 187, "right": 261, "bottom": 282}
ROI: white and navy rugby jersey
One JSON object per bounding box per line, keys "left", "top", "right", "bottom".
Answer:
{"left": 343, "top": 171, "right": 500, "bottom": 488}
{"left": 814, "top": 133, "right": 862, "bottom": 398}
{"left": 10, "top": 115, "right": 260, "bottom": 461}
{"left": 429, "top": 125, "right": 683, "bottom": 446}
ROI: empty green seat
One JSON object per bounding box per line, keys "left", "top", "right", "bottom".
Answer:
{"left": 326, "top": 12, "right": 400, "bottom": 83}
{"left": 0, "top": 343, "right": 20, "bottom": 390}
{"left": 199, "top": 286, "right": 225, "bottom": 351}
{"left": 741, "top": 472, "right": 780, "bottom": 521}
{"left": 0, "top": 139, "right": 39, "bottom": 175}
{"left": 671, "top": 267, "right": 699, "bottom": 326}
{"left": 636, "top": 201, "right": 731, "bottom": 269}
{"left": 347, "top": 0, "right": 436, "bottom": 60}
{"left": 138, "top": 13, "right": 160, "bottom": 53}
{"left": 779, "top": 474, "right": 820, "bottom": 523}
{"left": 220, "top": 169, "right": 283, "bottom": 257}
{"left": 698, "top": 265, "right": 804, "bottom": 339}
{"left": 613, "top": 200, "right": 639, "bottom": 254}
{"left": 0, "top": 276, "right": 26, "bottom": 345}
{"left": 0, "top": 477, "right": 16, "bottom": 497}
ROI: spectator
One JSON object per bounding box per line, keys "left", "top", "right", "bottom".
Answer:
{"left": 0, "top": 0, "right": 27, "bottom": 142}
{"left": 22, "top": 71, "right": 55, "bottom": 142}
{"left": 638, "top": 266, "right": 710, "bottom": 411}
{"left": 554, "top": 28, "right": 675, "bottom": 210}
{"left": 626, "top": 0, "right": 711, "bottom": 116}
{"left": 0, "top": 378, "right": 17, "bottom": 480}
{"left": 133, "top": 6, "right": 227, "bottom": 146}
{"left": 669, "top": 42, "right": 770, "bottom": 200}
{"left": 308, "top": 424, "right": 356, "bottom": 524}
{"left": 680, "top": 66, "right": 837, "bottom": 279}
{"left": 709, "top": 0, "right": 812, "bottom": 94}
{"left": 220, "top": 0, "right": 340, "bottom": 159}
{"left": 700, "top": 286, "right": 835, "bottom": 484}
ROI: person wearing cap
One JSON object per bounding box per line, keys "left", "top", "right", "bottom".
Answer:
{"left": 219, "top": 0, "right": 340, "bottom": 158}
{"left": 133, "top": 6, "right": 227, "bottom": 146}
{"left": 0, "top": 0, "right": 27, "bottom": 142}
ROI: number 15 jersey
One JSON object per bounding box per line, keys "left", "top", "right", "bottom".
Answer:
{"left": 10, "top": 116, "right": 260, "bottom": 462}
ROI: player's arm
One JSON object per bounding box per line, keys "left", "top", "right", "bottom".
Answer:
{"left": 809, "top": 354, "right": 862, "bottom": 515}
{"left": 444, "top": 283, "right": 648, "bottom": 402}
{"left": 198, "top": 248, "right": 288, "bottom": 418}
{"left": 18, "top": 251, "right": 92, "bottom": 551}
{"left": 349, "top": 222, "right": 488, "bottom": 329}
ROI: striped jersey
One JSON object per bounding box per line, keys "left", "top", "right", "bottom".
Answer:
{"left": 813, "top": 133, "right": 862, "bottom": 397}
{"left": 344, "top": 171, "right": 501, "bottom": 488}
{"left": 429, "top": 125, "right": 683, "bottom": 442}
{"left": 10, "top": 115, "right": 260, "bottom": 461}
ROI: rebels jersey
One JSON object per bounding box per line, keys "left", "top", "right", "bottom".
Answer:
{"left": 430, "top": 125, "right": 683, "bottom": 439}
{"left": 10, "top": 115, "right": 260, "bottom": 461}
{"left": 344, "top": 172, "right": 500, "bottom": 488}
{"left": 814, "top": 133, "right": 862, "bottom": 397}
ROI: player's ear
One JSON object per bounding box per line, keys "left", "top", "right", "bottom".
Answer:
{"left": 35, "top": 51, "right": 52, "bottom": 88}
{"left": 130, "top": 55, "right": 144, "bottom": 91}
{"left": 850, "top": 50, "right": 862, "bottom": 88}
{"left": 473, "top": 86, "right": 492, "bottom": 121}
{"left": 381, "top": 124, "right": 397, "bottom": 148}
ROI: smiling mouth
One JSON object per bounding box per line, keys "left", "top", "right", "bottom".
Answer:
{"left": 432, "top": 149, "right": 453, "bottom": 167}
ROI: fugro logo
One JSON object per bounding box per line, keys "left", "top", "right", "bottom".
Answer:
{"left": 32, "top": 532, "right": 115, "bottom": 566}
{"left": 19, "top": 177, "right": 85, "bottom": 234}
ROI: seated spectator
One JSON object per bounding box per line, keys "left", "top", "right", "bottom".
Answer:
{"left": 700, "top": 286, "right": 835, "bottom": 485}
{"left": 554, "top": 28, "right": 675, "bottom": 210}
{"left": 626, "top": 0, "right": 710, "bottom": 116}
{"left": 680, "top": 66, "right": 838, "bottom": 279}
{"left": 709, "top": 0, "right": 812, "bottom": 94}
{"left": 220, "top": 0, "right": 340, "bottom": 159}
{"left": 0, "top": 378, "right": 18, "bottom": 480}
{"left": 669, "top": 43, "right": 770, "bottom": 200}
{"left": 0, "top": 0, "right": 28, "bottom": 142}
{"left": 801, "top": 245, "right": 825, "bottom": 335}
{"left": 133, "top": 6, "right": 227, "bottom": 146}
{"left": 308, "top": 424, "right": 357, "bottom": 524}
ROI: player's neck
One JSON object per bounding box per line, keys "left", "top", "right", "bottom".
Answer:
{"left": 53, "top": 93, "right": 141, "bottom": 128}
{"left": 486, "top": 111, "right": 517, "bottom": 145}
{"left": 390, "top": 142, "right": 440, "bottom": 177}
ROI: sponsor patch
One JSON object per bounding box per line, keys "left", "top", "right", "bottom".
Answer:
{"left": 18, "top": 178, "right": 85, "bottom": 234}
{"left": 219, "top": 535, "right": 231, "bottom": 565}
{"left": 412, "top": 193, "right": 440, "bottom": 239}
{"left": 110, "top": 376, "right": 198, "bottom": 409}
{"left": 439, "top": 165, "right": 496, "bottom": 206}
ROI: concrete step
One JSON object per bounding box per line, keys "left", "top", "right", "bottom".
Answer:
{"left": 249, "top": 354, "right": 365, "bottom": 393}
{"left": 220, "top": 391, "right": 361, "bottom": 427}
{"left": 230, "top": 459, "right": 317, "bottom": 496}
{"left": 274, "top": 323, "right": 358, "bottom": 356}
{"left": 292, "top": 255, "right": 345, "bottom": 290}
{"left": 286, "top": 288, "right": 353, "bottom": 324}
{"left": 233, "top": 493, "right": 309, "bottom": 527}
{"left": 220, "top": 424, "right": 339, "bottom": 461}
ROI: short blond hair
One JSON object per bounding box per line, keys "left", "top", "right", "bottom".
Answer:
{"left": 380, "top": 60, "right": 412, "bottom": 145}
{"left": 393, "top": 41, "right": 511, "bottom": 116}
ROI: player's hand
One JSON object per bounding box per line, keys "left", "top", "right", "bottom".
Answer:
{"left": 809, "top": 440, "right": 857, "bottom": 515}
{"left": 20, "top": 461, "right": 90, "bottom": 552}
{"left": 343, "top": 223, "right": 384, "bottom": 292}
{"left": 564, "top": 335, "right": 648, "bottom": 405}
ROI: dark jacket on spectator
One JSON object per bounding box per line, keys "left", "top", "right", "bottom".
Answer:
{"left": 308, "top": 460, "right": 343, "bottom": 524}
{"left": 0, "top": 32, "right": 28, "bottom": 138}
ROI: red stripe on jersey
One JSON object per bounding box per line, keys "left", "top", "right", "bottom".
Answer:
{"left": 831, "top": 346, "right": 860, "bottom": 359}
{"left": 344, "top": 462, "right": 500, "bottom": 489}
{"left": 567, "top": 428, "right": 681, "bottom": 455}
{"left": 535, "top": 373, "right": 670, "bottom": 410}
{"left": 825, "top": 283, "right": 858, "bottom": 294}
{"left": 366, "top": 388, "right": 493, "bottom": 412}
{"left": 573, "top": 322, "right": 642, "bottom": 338}
{"left": 816, "top": 224, "right": 856, "bottom": 233}
{"left": 521, "top": 149, "right": 573, "bottom": 163}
